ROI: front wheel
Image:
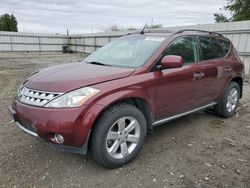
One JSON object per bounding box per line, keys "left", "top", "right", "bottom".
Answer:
{"left": 90, "top": 104, "right": 147, "bottom": 169}
{"left": 215, "top": 81, "right": 240, "bottom": 118}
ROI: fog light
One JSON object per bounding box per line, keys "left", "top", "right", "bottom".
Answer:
{"left": 54, "top": 134, "right": 64, "bottom": 144}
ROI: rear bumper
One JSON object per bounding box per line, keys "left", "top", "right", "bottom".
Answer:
{"left": 8, "top": 100, "right": 104, "bottom": 154}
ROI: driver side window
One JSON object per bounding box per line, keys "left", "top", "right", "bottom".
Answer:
{"left": 164, "top": 36, "right": 199, "bottom": 64}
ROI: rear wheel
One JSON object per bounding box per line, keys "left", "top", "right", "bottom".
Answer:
{"left": 215, "top": 81, "right": 240, "bottom": 118}
{"left": 90, "top": 103, "right": 147, "bottom": 168}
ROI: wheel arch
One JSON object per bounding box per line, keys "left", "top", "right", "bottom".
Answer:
{"left": 231, "top": 76, "right": 243, "bottom": 98}
{"left": 220, "top": 75, "right": 243, "bottom": 100}
{"left": 87, "top": 96, "right": 154, "bottom": 152}
{"left": 94, "top": 97, "right": 154, "bottom": 133}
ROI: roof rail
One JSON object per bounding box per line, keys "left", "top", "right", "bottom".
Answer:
{"left": 174, "top": 29, "right": 223, "bottom": 37}
{"left": 127, "top": 29, "right": 175, "bottom": 35}
{"left": 143, "top": 29, "right": 175, "bottom": 33}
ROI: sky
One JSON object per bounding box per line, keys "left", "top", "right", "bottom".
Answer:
{"left": 0, "top": 0, "right": 229, "bottom": 34}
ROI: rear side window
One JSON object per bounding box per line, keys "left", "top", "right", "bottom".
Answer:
{"left": 199, "top": 37, "right": 225, "bottom": 60}
{"left": 218, "top": 39, "right": 231, "bottom": 54}
{"left": 164, "top": 36, "right": 199, "bottom": 64}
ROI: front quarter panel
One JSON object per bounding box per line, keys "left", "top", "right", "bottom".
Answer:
{"left": 87, "top": 73, "right": 156, "bottom": 120}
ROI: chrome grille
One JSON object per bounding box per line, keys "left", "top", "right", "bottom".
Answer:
{"left": 17, "top": 86, "right": 63, "bottom": 107}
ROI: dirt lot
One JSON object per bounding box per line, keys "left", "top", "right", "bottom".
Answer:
{"left": 0, "top": 53, "right": 249, "bottom": 188}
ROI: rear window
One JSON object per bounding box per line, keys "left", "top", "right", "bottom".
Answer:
{"left": 199, "top": 36, "right": 225, "bottom": 60}
{"left": 218, "top": 39, "right": 231, "bottom": 54}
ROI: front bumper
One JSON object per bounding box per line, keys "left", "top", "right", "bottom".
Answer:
{"left": 9, "top": 106, "right": 38, "bottom": 137}
{"left": 8, "top": 99, "right": 104, "bottom": 155}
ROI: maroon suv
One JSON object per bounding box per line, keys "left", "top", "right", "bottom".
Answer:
{"left": 9, "top": 29, "right": 244, "bottom": 168}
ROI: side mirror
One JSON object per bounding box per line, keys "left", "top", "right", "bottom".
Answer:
{"left": 160, "top": 55, "right": 183, "bottom": 69}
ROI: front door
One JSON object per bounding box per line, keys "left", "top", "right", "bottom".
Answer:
{"left": 154, "top": 36, "right": 206, "bottom": 120}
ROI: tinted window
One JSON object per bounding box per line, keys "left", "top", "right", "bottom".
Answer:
{"left": 218, "top": 39, "right": 230, "bottom": 54}
{"left": 164, "top": 36, "right": 199, "bottom": 64}
{"left": 199, "top": 37, "right": 225, "bottom": 60}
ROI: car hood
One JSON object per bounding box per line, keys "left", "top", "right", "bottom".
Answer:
{"left": 24, "top": 62, "right": 135, "bottom": 92}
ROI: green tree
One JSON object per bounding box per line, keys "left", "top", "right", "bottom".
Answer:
{"left": 214, "top": 0, "right": 250, "bottom": 23}
{"left": 146, "top": 24, "right": 163, "bottom": 29}
{"left": 214, "top": 13, "right": 230, "bottom": 23}
{"left": 104, "top": 23, "right": 164, "bottom": 32}
{"left": 105, "top": 24, "right": 121, "bottom": 32}
{"left": 0, "top": 13, "right": 18, "bottom": 32}
{"left": 126, "top": 27, "right": 137, "bottom": 31}
{"left": 227, "top": 0, "right": 250, "bottom": 21}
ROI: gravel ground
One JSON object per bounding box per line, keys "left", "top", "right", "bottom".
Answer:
{"left": 0, "top": 53, "right": 249, "bottom": 188}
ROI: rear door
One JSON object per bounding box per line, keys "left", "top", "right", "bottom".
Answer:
{"left": 154, "top": 36, "right": 207, "bottom": 120}
{"left": 198, "top": 36, "right": 230, "bottom": 103}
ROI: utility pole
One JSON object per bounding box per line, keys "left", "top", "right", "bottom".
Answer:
{"left": 67, "top": 29, "right": 70, "bottom": 53}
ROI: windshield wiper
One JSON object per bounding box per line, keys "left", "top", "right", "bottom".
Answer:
{"left": 87, "top": 61, "right": 111, "bottom": 66}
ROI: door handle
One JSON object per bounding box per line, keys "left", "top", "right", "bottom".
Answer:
{"left": 193, "top": 72, "right": 205, "bottom": 79}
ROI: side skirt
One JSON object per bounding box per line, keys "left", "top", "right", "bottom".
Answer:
{"left": 153, "top": 102, "right": 217, "bottom": 127}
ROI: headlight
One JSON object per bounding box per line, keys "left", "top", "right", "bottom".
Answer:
{"left": 17, "top": 85, "right": 24, "bottom": 98}
{"left": 45, "top": 87, "right": 100, "bottom": 108}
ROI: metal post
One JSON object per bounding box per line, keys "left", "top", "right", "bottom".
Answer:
{"left": 67, "top": 29, "right": 70, "bottom": 53}
{"left": 83, "top": 36, "right": 85, "bottom": 54}
{"left": 248, "top": 65, "right": 250, "bottom": 82}
{"left": 94, "top": 36, "right": 96, "bottom": 51}
{"left": 9, "top": 36, "right": 13, "bottom": 52}
{"left": 38, "top": 37, "right": 41, "bottom": 52}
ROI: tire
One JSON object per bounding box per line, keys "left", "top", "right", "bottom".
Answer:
{"left": 215, "top": 81, "right": 240, "bottom": 118}
{"left": 90, "top": 103, "right": 147, "bottom": 169}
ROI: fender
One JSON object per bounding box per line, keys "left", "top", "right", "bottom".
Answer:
{"left": 79, "top": 88, "right": 155, "bottom": 151}
{"left": 82, "top": 87, "right": 155, "bottom": 129}
{"left": 96, "top": 88, "right": 154, "bottom": 110}
{"left": 100, "top": 88, "right": 154, "bottom": 126}
{"left": 219, "top": 74, "right": 234, "bottom": 100}
{"left": 218, "top": 73, "right": 243, "bottom": 101}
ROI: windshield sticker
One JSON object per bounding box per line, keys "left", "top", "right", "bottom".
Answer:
{"left": 145, "top": 37, "right": 165, "bottom": 42}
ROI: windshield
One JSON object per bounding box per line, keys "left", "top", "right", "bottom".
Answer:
{"left": 84, "top": 35, "right": 166, "bottom": 68}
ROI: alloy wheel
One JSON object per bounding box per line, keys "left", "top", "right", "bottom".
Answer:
{"left": 106, "top": 116, "right": 140, "bottom": 159}
{"left": 226, "top": 88, "right": 238, "bottom": 112}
